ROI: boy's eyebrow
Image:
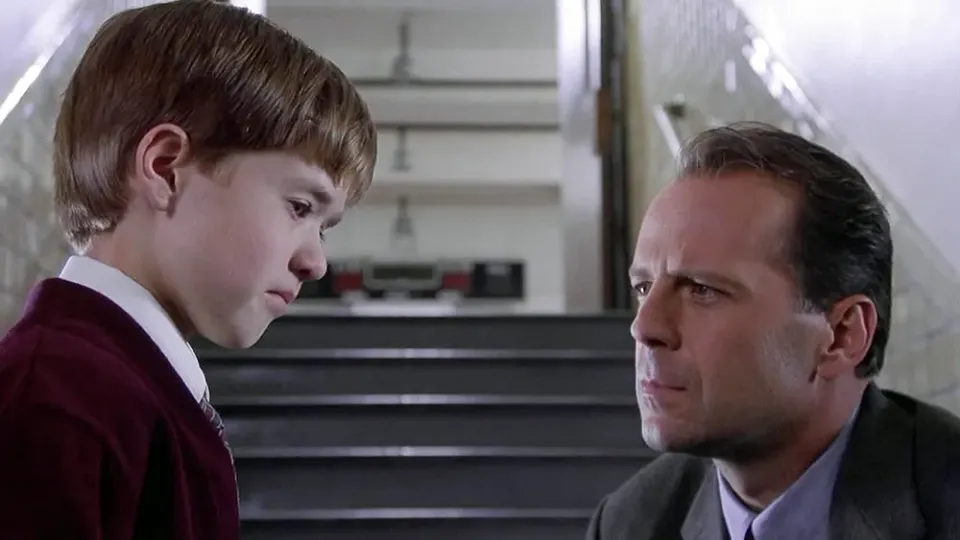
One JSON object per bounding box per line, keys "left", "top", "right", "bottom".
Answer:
{"left": 284, "top": 176, "right": 334, "bottom": 206}
{"left": 325, "top": 214, "right": 343, "bottom": 228}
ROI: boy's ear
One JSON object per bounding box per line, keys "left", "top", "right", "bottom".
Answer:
{"left": 132, "top": 123, "right": 190, "bottom": 211}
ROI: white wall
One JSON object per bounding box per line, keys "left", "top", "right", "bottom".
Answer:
{"left": 268, "top": 1, "right": 564, "bottom": 311}
{"left": 734, "top": 0, "right": 960, "bottom": 272}
{"left": 271, "top": 4, "right": 557, "bottom": 82}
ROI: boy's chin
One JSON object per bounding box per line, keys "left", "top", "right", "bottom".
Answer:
{"left": 199, "top": 318, "right": 270, "bottom": 350}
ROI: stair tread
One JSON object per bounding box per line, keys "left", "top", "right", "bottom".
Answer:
{"left": 215, "top": 314, "right": 634, "bottom": 350}
{"left": 241, "top": 507, "right": 595, "bottom": 521}
{"left": 232, "top": 445, "right": 655, "bottom": 459}
{"left": 216, "top": 394, "right": 636, "bottom": 407}
{"left": 200, "top": 347, "right": 632, "bottom": 361}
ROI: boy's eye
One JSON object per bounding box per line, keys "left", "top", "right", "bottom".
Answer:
{"left": 290, "top": 200, "right": 313, "bottom": 218}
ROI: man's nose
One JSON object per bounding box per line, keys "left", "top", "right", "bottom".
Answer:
{"left": 630, "top": 286, "right": 680, "bottom": 350}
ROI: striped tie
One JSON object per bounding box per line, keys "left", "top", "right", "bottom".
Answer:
{"left": 200, "top": 391, "right": 239, "bottom": 505}
{"left": 200, "top": 392, "right": 232, "bottom": 458}
{"left": 200, "top": 392, "right": 233, "bottom": 455}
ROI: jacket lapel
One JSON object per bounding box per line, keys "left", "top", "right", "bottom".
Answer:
{"left": 681, "top": 468, "right": 729, "bottom": 540}
{"left": 829, "top": 384, "right": 925, "bottom": 540}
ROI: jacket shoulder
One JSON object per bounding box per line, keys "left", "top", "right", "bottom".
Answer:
{"left": 0, "top": 319, "right": 160, "bottom": 429}
{"left": 889, "top": 390, "right": 960, "bottom": 533}
{"left": 590, "top": 453, "right": 710, "bottom": 539}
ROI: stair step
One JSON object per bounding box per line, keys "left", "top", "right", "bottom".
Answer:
{"left": 194, "top": 315, "right": 640, "bottom": 540}
{"left": 204, "top": 348, "right": 630, "bottom": 361}
{"left": 194, "top": 314, "right": 633, "bottom": 350}
{"left": 236, "top": 454, "right": 648, "bottom": 510}
{"left": 233, "top": 446, "right": 652, "bottom": 459}
{"left": 218, "top": 394, "right": 635, "bottom": 407}
{"left": 203, "top": 348, "right": 634, "bottom": 397}
{"left": 241, "top": 508, "right": 591, "bottom": 540}
{"left": 219, "top": 395, "right": 643, "bottom": 448}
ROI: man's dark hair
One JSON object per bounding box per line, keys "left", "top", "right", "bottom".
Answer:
{"left": 677, "top": 122, "right": 892, "bottom": 378}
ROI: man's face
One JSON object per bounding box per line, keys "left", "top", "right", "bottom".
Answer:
{"left": 156, "top": 151, "right": 345, "bottom": 348}
{"left": 630, "top": 172, "right": 824, "bottom": 459}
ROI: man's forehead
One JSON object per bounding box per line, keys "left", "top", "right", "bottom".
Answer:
{"left": 635, "top": 173, "right": 798, "bottom": 265}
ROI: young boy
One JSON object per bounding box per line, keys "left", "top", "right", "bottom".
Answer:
{"left": 0, "top": 1, "right": 376, "bottom": 538}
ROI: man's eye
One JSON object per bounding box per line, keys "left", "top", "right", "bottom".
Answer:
{"left": 689, "top": 283, "right": 717, "bottom": 298}
{"left": 632, "top": 281, "right": 652, "bottom": 297}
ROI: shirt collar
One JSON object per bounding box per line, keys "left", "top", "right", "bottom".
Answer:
{"left": 718, "top": 402, "right": 861, "bottom": 540}
{"left": 59, "top": 255, "right": 207, "bottom": 402}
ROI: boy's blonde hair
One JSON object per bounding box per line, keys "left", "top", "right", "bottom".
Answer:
{"left": 54, "top": 0, "right": 377, "bottom": 250}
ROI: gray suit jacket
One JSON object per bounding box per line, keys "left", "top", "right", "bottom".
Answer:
{"left": 587, "top": 385, "right": 960, "bottom": 540}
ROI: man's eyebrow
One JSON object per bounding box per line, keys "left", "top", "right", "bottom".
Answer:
{"left": 628, "top": 266, "right": 745, "bottom": 290}
{"left": 628, "top": 266, "right": 650, "bottom": 281}
{"left": 675, "top": 269, "right": 745, "bottom": 290}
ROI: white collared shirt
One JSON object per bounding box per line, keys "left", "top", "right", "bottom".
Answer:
{"left": 59, "top": 255, "right": 207, "bottom": 403}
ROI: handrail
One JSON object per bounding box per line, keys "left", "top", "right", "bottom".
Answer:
{"left": 650, "top": 103, "right": 682, "bottom": 157}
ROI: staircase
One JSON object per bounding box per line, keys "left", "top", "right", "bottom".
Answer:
{"left": 197, "top": 313, "right": 649, "bottom": 540}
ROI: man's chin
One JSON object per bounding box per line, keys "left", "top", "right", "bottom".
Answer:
{"left": 641, "top": 415, "right": 700, "bottom": 454}
{"left": 642, "top": 428, "right": 679, "bottom": 453}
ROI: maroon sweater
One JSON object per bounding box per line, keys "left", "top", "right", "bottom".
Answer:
{"left": 0, "top": 278, "right": 239, "bottom": 539}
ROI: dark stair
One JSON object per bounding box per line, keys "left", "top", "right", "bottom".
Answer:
{"left": 198, "top": 314, "right": 651, "bottom": 539}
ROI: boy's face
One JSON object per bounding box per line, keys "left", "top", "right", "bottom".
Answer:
{"left": 154, "top": 149, "right": 345, "bottom": 348}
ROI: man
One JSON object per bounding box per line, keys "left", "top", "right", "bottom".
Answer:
{"left": 588, "top": 122, "right": 960, "bottom": 540}
{"left": 0, "top": 1, "right": 376, "bottom": 538}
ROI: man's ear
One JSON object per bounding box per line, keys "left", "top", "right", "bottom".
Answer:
{"left": 131, "top": 123, "right": 191, "bottom": 212}
{"left": 815, "top": 294, "right": 877, "bottom": 380}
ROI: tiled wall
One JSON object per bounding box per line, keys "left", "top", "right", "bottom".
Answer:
{"left": 0, "top": 1, "right": 149, "bottom": 330}
{"left": 0, "top": 19, "right": 78, "bottom": 329}
{"left": 735, "top": 0, "right": 960, "bottom": 271}
{"left": 625, "top": 0, "right": 960, "bottom": 412}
